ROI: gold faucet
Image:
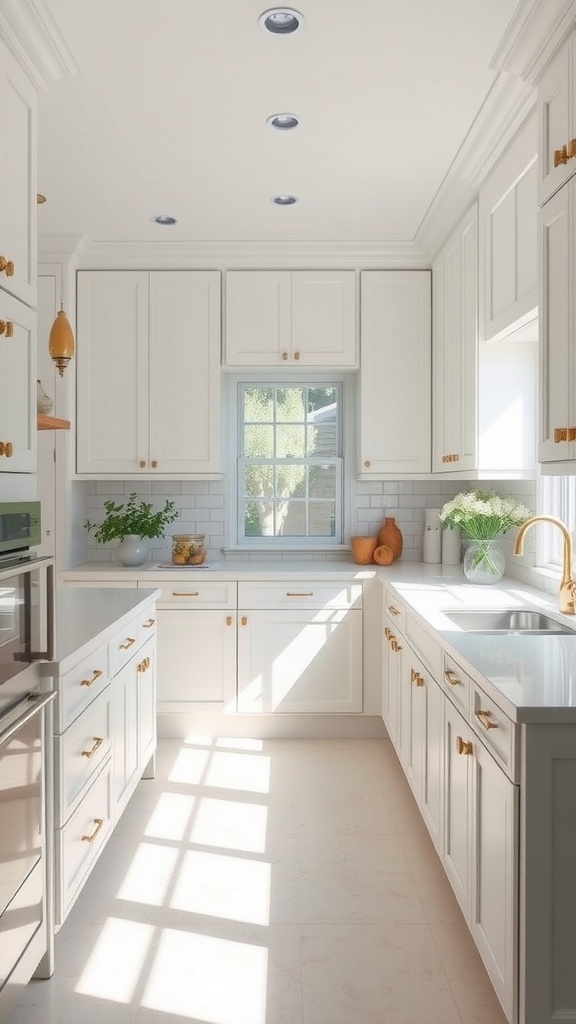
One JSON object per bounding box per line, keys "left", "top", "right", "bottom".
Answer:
{"left": 513, "top": 515, "right": 576, "bottom": 614}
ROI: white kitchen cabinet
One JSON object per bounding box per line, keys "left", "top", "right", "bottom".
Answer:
{"left": 381, "top": 610, "right": 403, "bottom": 753}
{"left": 0, "top": 38, "right": 37, "bottom": 308}
{"left": 443, "top": 699, "right": 473, "bottom": 914}
{"left": 237, "top": 580, "right": 362, "bottom": 713}
{"left": 0, "top": 292, "right": 35, "bottom": 472}
{"left": 359, "top": 271, "right": 431, "bottom": 476}
{"left": 432, "top": 204, "right": 478, "bottom": 474}
{"left": 479, "top": 111, "right": 538, "bottom": 341}
{"left": 111, "top": 636, "right": 156, "bottom": 819}
{"left": 76, "top": 270, "right": 221, "bottom": 477}
{"left": 537, "top": 34, "right": 576, "bottom": 208}
{"left": 224, "top": 270, "right": 357, "bottom": 367}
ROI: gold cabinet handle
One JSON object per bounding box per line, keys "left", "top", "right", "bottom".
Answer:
{"left": 293, "top": 350, "right": 300, "bottom": 360}
{"left": 364, "top": 460, "right": 371, "bottom": 468}
{"left": 151, "top": 460, "right": 158, "bottom": 468}
{"left": 411, "top": 668, "right": 424, "bottom": 687}
{"left": 567, "top": 427, "right": 576, "bottom": 442}
{"left": 387, "top": 604, "right": 400, "bottom": 617}
{"left": 286, "top": 591, "right": 313, "bottom": 597}
{"left": 567, "top": 139, "right": 576, "bottom": 159}
{"left": 137, "top": 657, "right": 150, "bottom": 672}
{"left": 444, "top": 669, "right": 461, "bottom": 687}
{"left": 384, "top": 626, "right": 392, "bottom": 640}
{"left": 0, "top": 441, "right": 13, "bottom": 457}
{"left": 241, "top": 615, "right": 248, "bottom": 625}
{"left": 82, "top": 817, "right": 104, "bottom": 843}
{"left": 282, "top": 351, "right": 289, "bottom": 360}
{"left": 226, "top": 615, "right": 233, "bottom": 626}
{"left": 119, "top": 637, "right": 136, "bottom": 650}
{"left": 143, "top": 618, "right": 155, "bottom": 628}
{"left": 172, "top": 591, "right": 199, "bottom": 597}
{"left": 456, "top": 735, "right": 474, "bottom": 755}
{"left": 0, "top": 321, "right": 13, "bottom": 336}
{"left": 80, "top": 669, "right": 103, "bottom": 688}
{"left": 474, "top": 709, "right": 498, "bottom": 730}
{"left": 0, "top": 256, "right": 14, "bottom": 276}
{"left": 81, "top": 736, "right": 104, "bottom": 759}
{"left": 554, "top": 145, "right": 568, "bottom": 167}
{"left": 391, "top": 639, "right": 402, "bottom": 653}
{"left": 554, "top": 427, "right": 568, "bottom": 443}
{"left": 139, "top": 460, "right": 146, "bottom": 468}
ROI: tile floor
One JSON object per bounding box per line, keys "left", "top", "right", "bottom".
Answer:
{"left": 10, "top": 737, "right": 508, "bottom": 1024}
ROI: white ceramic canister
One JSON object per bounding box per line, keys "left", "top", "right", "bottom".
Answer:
{"left": 422, "top": 508, "right": 441, "bottom": 563}
{"left": 442, "top": 526, "right": 462, "bottom": 565}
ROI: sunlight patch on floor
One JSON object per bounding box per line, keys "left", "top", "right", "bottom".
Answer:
{"left": 170, "top": 849, "right": 271, "bottom": 925}
{"left": 75, "top": 917, "right": 154, "bottom": 1002}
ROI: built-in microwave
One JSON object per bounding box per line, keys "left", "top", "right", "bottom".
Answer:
{"left": 0, "top": 501, "right": 41, "bottom": 563}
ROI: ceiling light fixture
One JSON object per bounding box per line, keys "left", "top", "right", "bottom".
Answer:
{"left": 272, "top": 194, "right": 298, "bottom": 205}
{"left": 49, "top": 305, "right": 75, "bottom": 378}
{"left": 258, "top": 8, "right": 304, "bottom": 34}
{"left": 151, "top": 215, "right": 177, "bottom": 225}
{"left": 267, "top": 113, "right": 300, "bottom": 130}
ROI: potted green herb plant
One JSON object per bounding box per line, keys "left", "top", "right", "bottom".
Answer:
{"left": 85, "top": 493, "right": 178, "bottom": 565}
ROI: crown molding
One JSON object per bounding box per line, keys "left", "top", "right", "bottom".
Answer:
{"left": 491, "top": 0, "right": 576, "bottom": 83}
{"left": 38, "top": 236, "right": 430, "bottom": 270}
{"left": 0, "top": 0, "right": 76, "bottom": 90}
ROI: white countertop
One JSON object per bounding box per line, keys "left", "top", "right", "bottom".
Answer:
{"left": 60, "top": 559, "right": 378, "bottom": 581}
{"left": 49, "top": 586, "right": 160, "bottom": 667}
{"left": 378, "top": 563, "right": 576, "bottom": 723}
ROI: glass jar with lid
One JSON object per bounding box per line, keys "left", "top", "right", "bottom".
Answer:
{"left": 171, "top": 533, "right": 206, "bottom": 565}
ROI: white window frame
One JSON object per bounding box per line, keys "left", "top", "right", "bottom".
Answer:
{"left": 225, "top": 372, "right": 354, "bottom": 552}
{"left": 539, "top": 475, "right": 576, "bottom": 570}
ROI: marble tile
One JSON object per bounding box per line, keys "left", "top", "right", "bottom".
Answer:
{"left": 430, "top": 919, "right": 509, "bottom": 1024}
{"left": 399, "top": 832, "right": 465, "bottom": 925}
{"left": 300, "top": 923, "right": 462, "bottom": 1024}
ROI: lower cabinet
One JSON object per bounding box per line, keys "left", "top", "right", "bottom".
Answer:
{"left": 53, "top": 596, "right": 157, "bottom": 925}
{"left": 156, "top": 607, "right": 237, "bottom": 711}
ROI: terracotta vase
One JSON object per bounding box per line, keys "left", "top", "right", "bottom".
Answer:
{"left": 377, "top": 517, "right": 403, "bottom": 560}
{"left": 350, "top": 535, "right": 378, "bottom": 564}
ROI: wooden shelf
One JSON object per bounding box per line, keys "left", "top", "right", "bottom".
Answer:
{"left": 37, "top": 414, "right": 71, "bottom": 431}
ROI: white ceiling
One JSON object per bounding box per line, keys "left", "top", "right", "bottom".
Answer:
{"left": 37, "top": 0, "right": 520, "bottom": 248}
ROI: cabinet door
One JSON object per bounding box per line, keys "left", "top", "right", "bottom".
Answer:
{"left": 76, "top": 271, "right": 149, "bottom": 474}
{"left": 421, "top": 670, "right": 444, "bottom": 854}
{"left": 470, "top": 740, "right": 518, "bottom": 1024}
{"left": 432, "top": 206, "right": 478, "bottom": 473}
{"left": 111, "top": 655, "right": 140, "bottom": 818}
{"left": 149, "top": 271, "right": 221, "bottom": 474}
{"left": 0, "top": 42, "right": 36, "bottom": 308}
{"left": 237, "top": 608, "right": 362, "bottom": 713}
{"left": 443, "top": 700, "right": 472, "bottom": 916}
{"left": 0, "top": 294, "right": 35, "bottom": 472}
{"left": 537, "top": 38, "right": 573, "bottom": 207}
{"left": 156, "top": 609, "right": 236, "bottom": 710}
{"left": 359, "top": 271, "right": 431, "bottom": 475}
{"left": 381, "top": 617, "right": 402, "bottom": 753}
{"left": 538, "top": 182, "right": 576, "bottom": 462}
{"left": 137, "top": 638, "right": 156, "bottom": 773}
{"left": 291, "top": 271, "right": 357, "bottom": 366}
{"left": 224, "top": 271, "right": 291, "bottom": 365}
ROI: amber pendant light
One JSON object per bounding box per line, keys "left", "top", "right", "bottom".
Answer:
{"left": 49, "top": 305, "right": 75, "bottom": 377}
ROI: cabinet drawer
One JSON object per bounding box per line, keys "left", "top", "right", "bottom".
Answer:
{"left": 442, "top": 652, "right": 471, "bottom": 717}
{"left": 57, "top": 642, "right": 109, "bottom": 731}
{"left": 470, "top": 683, "right": 517, "bottom": 780}
{"left": 55, "top": 689, "right": 112, "bottom": 826}
{"left": 155, "top": 580, "right": 236, "bottom": 609}
{"left": 238, "top": 581, "right": 362, "bottom": 610}
{"left": 382, "top": 589, "right": 405, "bottom": 632}
{"left": 137, "top": 605, "right": 158, "bottom": 643}
{"left": 56, "top": 759, "right": 113, "bottom": 924}
{"left": 405, "top": 613, "right": 442, "bottom": 679}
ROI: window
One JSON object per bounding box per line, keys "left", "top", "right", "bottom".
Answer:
{"left": 236, "top": 382, "right": 343, "bottom": 546}
{"left": 540, "top": 476, "right": 576, "bottom": 567}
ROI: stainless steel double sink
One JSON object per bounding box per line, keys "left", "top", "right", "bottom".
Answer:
{"left": 443, "top": 609, "right": 576, "bottom": 635}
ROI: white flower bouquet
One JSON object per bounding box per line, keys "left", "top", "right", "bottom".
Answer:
{"left": 439, "top": 489, "right": 532, "bottom": 539}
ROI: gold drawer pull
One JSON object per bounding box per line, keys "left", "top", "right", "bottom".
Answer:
{"left": 392, "top": 639, "right": 402, "bottom": 653}
{"left": 554, "top": 145, "right": 568, "bottom": 167}
{"left": 293, "top": 350, "right": 300, "bottom": 360}
{"left": 172, "top": 591, "right": 199, "bottom": 597}
{"left": 456, "top": 735, "right": 474, "bottom": 756}
{"left": 139, "top": 460, "right": 146, "bottom": 468}
{"left": 387, "top": 604, "right": 400, "bottom": 617}
{"left": 0, "top": 441, "right": 13, "bottom": 457}
{"left": 241, "top": 615, "right": 248, "bottom": 626}
{"left": 411, "top": 668, "right": 424, "bottom": 687}
{"left": 554, "top": 427, "right": 568, "bottom": 443}
{"left": 282, "top": 351, "right": 289, "bottom": 360}
{"left": 286, "top": 591, "right": 313, "bottom": 597}
{"left": 82, "top": 817, "right": 104, "bottom": 843}
{"left": 384, "top": 626, "right": 392, "bottom": 640}
{"left": 119, "top": 637, "right": 136, "bottom": 650}
{"left": 226, "top": 615, "right": 233, "bottom": 626}
{"left": 0, "top": 256, "right": 14, "bottom": 276}
{"left": 444, "top": 669, "right": 461, "bottom": 687}
{"left": 143, "top": 618, "right": 155, "bottom": 628}
{"left": 151, "top": 460, "right": 158, "bottom": 468}
{"left": 475, "top": 709, "right": 498, "bottom": 730}
{"left": 81, "top": 736, "right": 104, "bottom": 759}
{"left": 568, "top": 427, "right": 576, "bottom": 442}
{"left": 137, "top": 657, "right": 150, "bottom": 672}
{"left": 80, "top": 669, "right": 103, "bottom": 688}
{"left": 567, "top": 138, "right": 576, "bottom": 159}
{"left": 0, "top": 320, "right": 13, "bottom": 335}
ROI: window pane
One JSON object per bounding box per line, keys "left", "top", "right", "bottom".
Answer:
{"left": 244, "top": 387, "right": 274, "bottom": 422}
{"left": 308, "top": 424, "right": 337, "bottom": 456}
{"left": 244, "top": 424, "right": 274, "bottom": 458}
{"left": 276, "top": 387, "right": 305, "bottom": 422}
{"left": 309, "top": 501, "right": 336, "bottom": 537}
{"left": 275, "top": 463, "right": 306, "bottom": 500}
{"left": 282, "top": 501, "right": 306, "bottom": 537}
{"left": 244, "top": 464, "right": 273, "bottom": 498}
{"left": 308, "top": 464, "right": 336, "bottom": 498}
{"left": 277, "top": 424, "right": 306, "bottom": 457}
{"left": 244, "top": 501, "right": 263, "bottom": 536}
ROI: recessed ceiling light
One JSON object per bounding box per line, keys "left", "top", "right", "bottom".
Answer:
{"left": 267, "top": 113, "right": 300, "bottom": 130}
{"left": 151, "top": 215, "right": 177, "bottom": 225}
{"left": 258, "top": 8, "right": 304, "bottom": 34}
{"left": 272, "top": 194, "right": 298, "bottom": 205}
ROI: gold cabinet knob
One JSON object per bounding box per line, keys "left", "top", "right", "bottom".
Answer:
{"left": 151, "top": 460, "right": 158, "bottom": 468}
{"left": 364, "top": 460, "right": 371, "bottom": 468}
{"left": 226, "top": 615, "right": 233, "bottom": 626}
{"left": 293, "top": 350, "right": 300, "bottom": 360}
{"left": 456, "top": 735, "right": 473, "bottom": 755}
{"left": 139, "top": 460, "right": 146, "bottom": 468}
{"left": 241, "top": 615, "right": 248, "bottom": 626}
{"left": 554, "top": 146, "right": 568, "bottom": 167}
{"left": 554, "top": 427, "right": 567, "bottom": 443}
{"left": 5, "top": 321, "right": 13, "bottom": 337}
{"left": 0, "top": 442, "right": 5, "bottom": 456}
{"left": 282, "top": 352, "right": 289, "bottom": 360}
{"left": 567, "top": 139, "right": 576, "bottom": 159}
{"left": 0, "top": 256, "right": 14, "bottom": 276}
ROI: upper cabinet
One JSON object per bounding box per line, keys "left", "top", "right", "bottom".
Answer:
{"left": 0, "top": 38, "right": 37, "bottom": 308}
{"left": 432, "top": 205, "right": 478, "bottom": 474}
{"left": 537, "top": 35, "right": 576, "bottom": 208}
{"left": 76, "top": 271, "right": 221, "bottom": 478}
{"left": 224, "top": 270, "right": 357, "bottom": 367}
{"left": 0, "top": 292, "right": 35, "bottom": 472}
{"left": 358, "top": 271, "right": 431, "bottom": 476}
{"left": 479, "top": 111, "right": 538, "bottom": 342}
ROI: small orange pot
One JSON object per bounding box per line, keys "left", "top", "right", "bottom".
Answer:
{"left": 350, "top": 535, "right": 378, "bottom": 564}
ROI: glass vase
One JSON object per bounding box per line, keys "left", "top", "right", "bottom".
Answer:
{"left": 463, "top": 539, "right": 505, "bottom": 585}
